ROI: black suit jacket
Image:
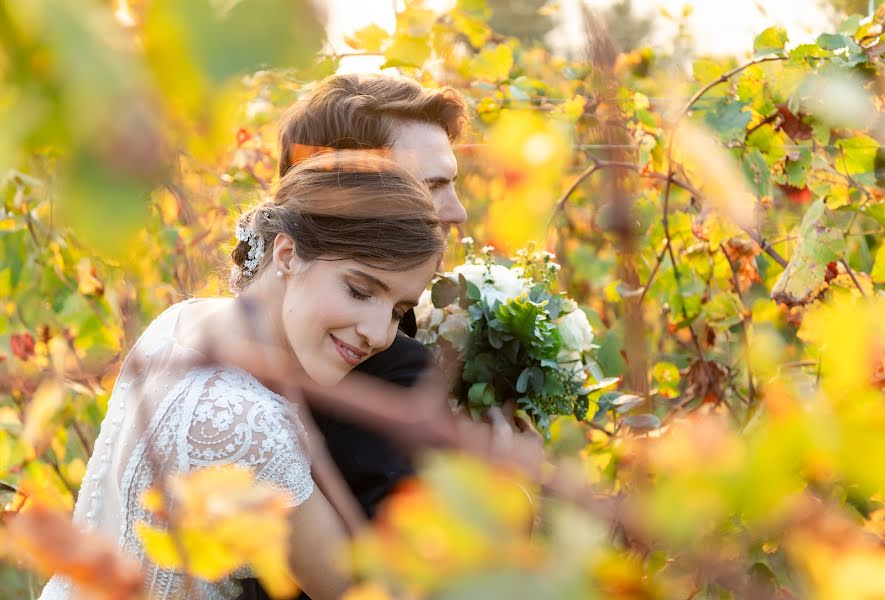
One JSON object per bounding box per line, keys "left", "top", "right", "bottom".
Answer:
{"left": 237, "top": 316, "right": 430, "bottom": 600}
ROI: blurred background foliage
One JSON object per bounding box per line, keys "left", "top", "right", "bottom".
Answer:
{"left": 1, "top": 0, "right": 885, "bottom": 598}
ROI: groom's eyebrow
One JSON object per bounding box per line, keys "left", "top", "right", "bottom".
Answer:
{"left": 347, "top": 269, "right": 390, "bottom": 292}
{"left": 424, "top": 174, "right": 457, "bottom": 185}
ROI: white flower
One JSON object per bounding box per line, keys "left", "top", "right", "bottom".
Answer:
{"left": 414, "top": 289, "right": 435, "bottom": 328}
{"left": 460, "top": 236, "right": 474, "bottom": 245}
{"left": 438, "top": 310, "right": 471, "bottom": 354}
{"left": 557, "top": 307, "right": 595, "bottom": 354}
{"left": 557, "top": 349, "right": 588, "bottom": 383}
{"left": 453, "top": 263, "right": 530, "bottom": 307}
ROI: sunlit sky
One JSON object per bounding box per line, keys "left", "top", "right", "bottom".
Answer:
{"left": 325, "top": 0, "right": 837, "bottom": 62}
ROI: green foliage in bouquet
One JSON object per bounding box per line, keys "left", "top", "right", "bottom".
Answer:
{"left": 417, "top": 243, "right": 615, "bottom": 432}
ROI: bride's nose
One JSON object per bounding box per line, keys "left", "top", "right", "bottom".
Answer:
{"left": 355, "top": 312, "right": 390, "bottom": 351}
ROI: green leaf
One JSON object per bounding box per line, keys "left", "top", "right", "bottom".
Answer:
{"left": 703, "top": 291, "right": 745, "bottom": 330}
{"left": 623, "top": 414, "right": 661, "bottom": 430}
{"left": 786, "top": 147, "right": 812, "bottom": 188}
{"left": 747, "top": 124, "right": 786, "bottom": 165}
{"left": 754, "top": 26, "right": 788, "bottom": 57}
{"left": 467, "top": 382, "right": 497, "bottom": 409}
{"left": 470, "top": 44, "right": 514, "bottom": 81}
{"left": 771, "top": 200, "right": 846, "bottom": 306}
{"left": 816, "top": 33, "right": 862, "bottom": 54}
{"left": 147, "top": 0, "right": 322, "bottom": 85}
{"left": 516, "top": 367, "right": 544, "bottom": 394}
{"left": 835, "top": 134, "right": 878, "bottom": 185}
{"left": 704, "top": 100, "right": 751, "bottom": 143}
{"left": 432, "top": 276, "right": 460, "bottom": 308}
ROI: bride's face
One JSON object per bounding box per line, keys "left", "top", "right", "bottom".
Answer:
{"left": 280, "top": 256, "right": 438, "bottom": 386}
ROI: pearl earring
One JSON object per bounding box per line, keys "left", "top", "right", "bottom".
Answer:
{"left": 276, "top": 270, "right": 284, "bottom": 279}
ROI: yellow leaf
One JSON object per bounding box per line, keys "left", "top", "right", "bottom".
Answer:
{"left": 555, "top": 94, "right": 586, "bottom": 122}
{"left": 344, "top": 24, "right": 389, "bottom": 53}
{"left": 135, "top": 524, "right": 183, "bottom": 570}
{"left": 469, "top": 44, "right": 513, "bottom": 81}
{"left": 23, "top": 380, "right": 65, "bottom": 455}
{"left": 343, "top": 583, "right": 395, "bottom": 600}
{"left": 871, "top": 243, "right": 885, "bottom": 283}
{"left": 137, "top": 465, "right": 296, "bottom": 593}
{"left": 76, "top": 258, "right": 105, "bottom": 296}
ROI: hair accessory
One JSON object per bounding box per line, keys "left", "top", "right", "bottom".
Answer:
{"left": 235, "top": 225, "right": 265, "bottom": 277}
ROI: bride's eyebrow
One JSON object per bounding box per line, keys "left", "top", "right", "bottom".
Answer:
{"left": 346, "top": 269, "right": 390, "bottom": 292}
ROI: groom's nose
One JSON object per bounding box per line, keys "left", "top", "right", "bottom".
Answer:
{"left": 435, "top": 186, "right": 467, "bottom": 226}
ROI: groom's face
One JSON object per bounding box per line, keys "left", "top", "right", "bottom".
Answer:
{"left": 390, "top": 122, "right": 466, "bottom": 229}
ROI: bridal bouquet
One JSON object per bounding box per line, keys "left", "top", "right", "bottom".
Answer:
{"left": 415, "top": 240, "right": 614, "bottom": 432}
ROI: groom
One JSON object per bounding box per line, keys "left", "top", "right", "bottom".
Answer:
{"left": 237, "top": 73, "right": 470, "bottom": 600}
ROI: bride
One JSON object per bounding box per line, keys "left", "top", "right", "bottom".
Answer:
{"left": 38, "top": 151, "right": 446, "bottom": 600}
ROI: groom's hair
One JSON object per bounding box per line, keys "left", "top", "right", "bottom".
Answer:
{"left": 278, "top": 73, "right": 468, "bottom": 177}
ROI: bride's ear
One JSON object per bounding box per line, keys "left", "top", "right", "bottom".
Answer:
{"left": 271, "top": 233, "right": 297, "bottom": 275}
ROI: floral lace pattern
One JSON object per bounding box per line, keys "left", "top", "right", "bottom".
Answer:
{"left": 38, "top": 302, "right": 313, "bottom": 600}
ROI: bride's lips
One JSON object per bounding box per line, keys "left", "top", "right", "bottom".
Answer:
{"left": 330, "top": 334, "right": 367, "bottom": 367}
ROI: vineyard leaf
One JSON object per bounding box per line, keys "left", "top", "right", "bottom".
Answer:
{"left": 693, "top": 58, "right": 723, "bottom": 84}
{"left": 705, "top": 100, "right": 751, "bottom": 143}
{"left": 623, "top": 414, "right": 661, "bottom": 430}
{"left": 22, "top": 380, "right": 65, "bottom": 456}
{"left": 817, "top": 33, "right": 862, "bottom": 54}
{"left": 771, "top": 200, "right": 846, "bottom": 306}
{"left": 747, "top": 124, "right": 786, "bottom": 165}
{"left": 754, "top": 26, "right": 788, "bottom": 57}
{"left": 3, "top": 504, "right": 144, "bottom": 598}
{"left": 835, "top": 134, "right": 877, "bottom": 185}
{"left": 786, "top": 147, "right": 812, "bottom": 188}
{"left": 470, "top": 44, "right": 513, "bottom": 81}
{"left": 451, "top": 9, "right": 491, "bottom": 48}
{"left": 138, "top": 466, "right": 298, "bottom": 596}
{"left": 344, "top": 24, "right": 389, "bottom": 52}
{"left": 742, "top": 148, "right": 772, "bottom": 200}
{"left": 382, "top": 34, "right": 432, "bottom": 69}
{"left": 872, "top": 243, "right": 885, "bottom": 283}
{"left": 145, "top": 0, "right": 321, "bottom": 86}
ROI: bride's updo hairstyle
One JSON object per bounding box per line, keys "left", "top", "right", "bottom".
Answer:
{"left": 230, "top": 150, "right": 445, "bottom": 292}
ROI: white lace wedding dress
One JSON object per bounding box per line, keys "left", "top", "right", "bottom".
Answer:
{"left": 38, "top": 299, "right": 314, "bottom": 600}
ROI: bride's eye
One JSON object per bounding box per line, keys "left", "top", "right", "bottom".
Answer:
{"left": 347, "top": 285, "right": 370, "bottom": 301}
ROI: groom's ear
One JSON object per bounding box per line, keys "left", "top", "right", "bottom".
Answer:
{"left": 271, "top": 233, "right": 297, "bottom": 274}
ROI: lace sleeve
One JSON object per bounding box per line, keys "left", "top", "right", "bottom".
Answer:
{"left": 182, "top": 368, "right": 314, "bottom": 506}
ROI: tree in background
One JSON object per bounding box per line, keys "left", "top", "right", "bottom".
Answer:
{"left": 601, "top": 0, "right": 654, "bottom": 52}
{"left": 487, "top": 0, "right": 555, "bottom": 44}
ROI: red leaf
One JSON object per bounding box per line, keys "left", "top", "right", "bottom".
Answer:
{"left": 10, "top": 333, "right": 36, "bottom": 361}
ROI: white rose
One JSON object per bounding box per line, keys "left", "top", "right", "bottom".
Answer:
{"left": 452, "top": 263, "right": 487, "bottom": 289}
{"left": 486, "top": 264, "right": 529, "bottom": 305}
{"left": 438, "top": 310, "right": 471, "bottom": 354}
{"left": 414, "top": 289, "right": 435, "bottom": 329}
{"left": 557, "top": 348, "right": 587, "bottom": 383}
{"left": 557, "top": 308, "right": 595, "bottom": 354}
{"left": 452, "top": 263, "right": 529, "bottom": 307}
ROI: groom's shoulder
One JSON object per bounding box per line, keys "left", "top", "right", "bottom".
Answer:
{"left": 355, "top": 332, "right": 432, "bottom": 387}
